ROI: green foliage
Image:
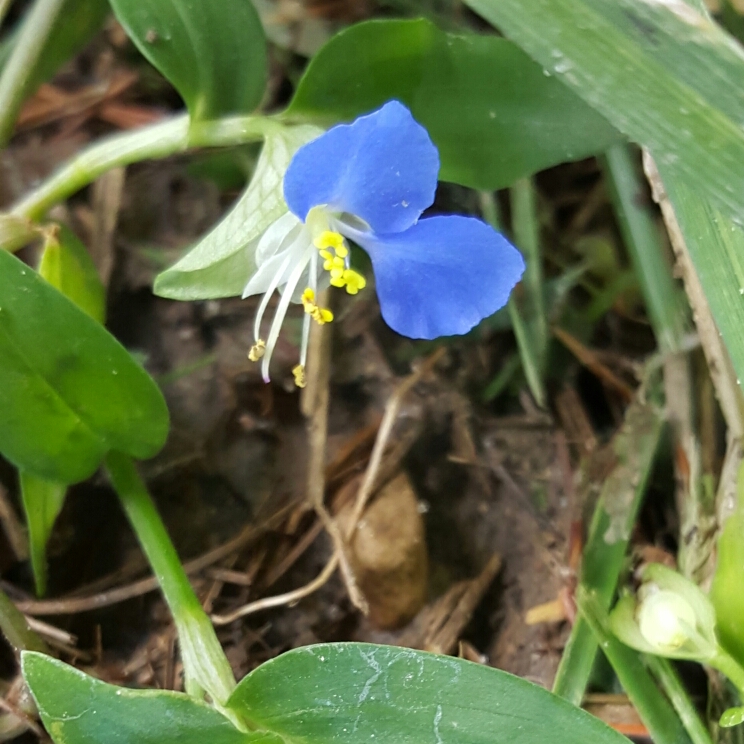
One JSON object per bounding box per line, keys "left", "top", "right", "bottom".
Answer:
{"left": 226, "top": 643, "right": 629, "bottom": 744}
{"left": 22, "top": 226, "right": 106, "bottom": 595}
{"left": 37, "top": 224, "right": 106, "bottom": 323}
{"left": 108, "top": 0, "right": 267, "bottom": 121}
{"left": 0, "top": 249, "right": 168, "bottom": 484}
{"left": 24, "top": 643, "right": 629, "bottom": 744}
{"left": 154, "top": 123, "right": 322, "bottom": 300}
{"left": 553, "top": 397, "right": 665, "bottom": 704}
{"left": 464, "top": 0, "right": 744, "bottom": 224}
{"left": 19, "top": 472, "right": 66, "bottom": 596}
{"left": 288, "top": 19, "right": 621, "bottom": 190}
{"left": 22, "top": 652, "right": 270, "bottom": 744}
{"left": 462, "top": 0, "right": 744, "bottom": 390}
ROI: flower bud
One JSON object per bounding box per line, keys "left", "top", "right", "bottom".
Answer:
{"left": 637, "top": 588, "right": 697, "bottom": 652}
{"left": 609, "top": 563, "right": 718, "bottom": 661}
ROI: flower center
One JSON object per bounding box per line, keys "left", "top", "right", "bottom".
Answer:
{"left": 313, "top": 230, "right": 367, "bottom": 296}
{"left": 245, "top": 209, "right": 369, "bottom": 389}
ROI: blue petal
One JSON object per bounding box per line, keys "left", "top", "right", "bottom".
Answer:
{"left": 356, "top": 216, "right": 525, "bottom": 339}
{"left": 284, "top": 101, "right": 439, "bottom": 234}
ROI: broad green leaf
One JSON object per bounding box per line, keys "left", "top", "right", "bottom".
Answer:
{"left": 38, "top": 224, "right": 106, "bottom": 324}
{"left": 463, "top": 0, "right": 744, "bottom": 225}
{"left": 227, "top": 642, "right": 628, "bottom": 744}
{"left": 19, "top": 472, "right": 66, "bottom": 597}
{"left": 109, "top": 0, "right": 267, "bottom": 121}
{"left": 154, "top": 124, "right": 322, "bottom": 300}
{"left": 22, "top": 652, "right": 275, "bottom": 744}
{"left": 288, "top": 19, "right": 621, "bottom": 190}
{"left": 0, "top": 249, "right": 168, "bottom": 484}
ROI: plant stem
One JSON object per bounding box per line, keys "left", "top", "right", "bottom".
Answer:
{"left": 714, "top": 651, "right": 744, "bottom": 701}
{"left": 10, "top": 113, "right": 273, "bottom": 223}
{"left": 646, "top": 655, "right": 714, "bottom": 744}
{"left": 509, "top": 179, "right": 548, "bottom": 407}
{"left": 601, "top": 143, "right": 687, "bottom": 355}
{"left": 576, "top": 588, "right": 694, "bottom": 744}
{"left": 103, "top": 451, "right": 236, "bottom": 710}
{"left": 0, "top": 0, "right": 67, "bottom": 146}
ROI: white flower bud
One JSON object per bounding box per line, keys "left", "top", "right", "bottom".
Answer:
{"left": 638, "top": 588, "right": 697, "bottom": 651}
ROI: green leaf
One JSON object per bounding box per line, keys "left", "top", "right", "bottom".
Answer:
{"left": 154, "top": 124, "right": 322, "bottom": 300}
{"left": 109, "top": 0, "right": 267, "bottom": 121}
{"left": 463, "top": 0, "right": 744, "bottom": 225}
{"left": 19, "top": 472, "right": 66, "bottom": 597}
{"left": 655, "top": 177, "right": 744, "bottom": 418}
{"left": 721, "top": 706, "right": 744, "bottom": 728}
{"left": 227, "top": 642, "right": 628, "bottom": 744}
{"left": 22, "top": 652, "right": 274, "bottom": 744}
{"left": 0, "top": 249, "right": 169, "bottom": 484}
{"left": 288, "top": 19, "right": 621, "bottom": 190}
{"left": 38, "top": 224, "right": 106, "bottom": 324}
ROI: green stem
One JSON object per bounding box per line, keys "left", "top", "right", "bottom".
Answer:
{"left": 576, "top": 588, "right": 694, "bottom": 744}
{"left": 713, "top": 651, "right": 744, "bottom": 701}
{"left": 646, "top": 655, "right": 714, "bottom": 744}
{"left": 601, "top": 144, "right": 688, "bottom": 354}
{"left": 0, "top": 0, "right": 67, "bottom": 146}
{"left": 103, "top": 451, "right": 236, "bottom": 710}
{"left": 10, "top": 113, "right": 273, "bottom": 223}
{"left": 479, "top": 189, "right": 547, "bottom": 407}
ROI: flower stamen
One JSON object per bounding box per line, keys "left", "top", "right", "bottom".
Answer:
{"left": 314, "top": 231, "right": 366, "bottom": 296}
{"left": 248, "top": 339, "right": 266, "bottom": 361}
{"left": 313, "top": 230, "right": 346, "bottom": 255}
{"left": 292, "top": 364, "right": 306, "bottom": 388}
{"left": 301, "top": 287, "right": 334, "bottom": 324}
{"left": 338, "top": 268, "right": 366, "bottom": 295}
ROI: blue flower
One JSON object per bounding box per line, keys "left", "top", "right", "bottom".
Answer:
{"left": 242, "top": 101, "right": 525, "bottom": 386}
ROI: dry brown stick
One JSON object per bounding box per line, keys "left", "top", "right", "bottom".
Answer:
{"left": 12, "top": 509, "right": 290, "bottom": 616}
{"left": 210, "top": 553, "right": 339, "bottom": 625}
{"left": 346, "top": 347, "right": 445, "bottom": 536}
{"left": 424, "top": 553, "right": 503, "bottom": 656}
{"left": 302, "top": 300, "right": 367, "bottom": 613}
{"left": 261, "top": 517, "right": 324, "bottom": 588}
{"left": 552, "top": 326, "right": 634, "bottom": 402}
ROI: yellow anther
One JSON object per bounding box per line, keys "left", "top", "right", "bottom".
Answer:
{"left": 324, "top": 255, "right": 345, "bottom": 273}
{"left": 341, "top": 269, "right": 367, "bottom": 295}
{"left": 248, "top": 339, "right": 265, "bottom": 361}
{"left": 292, "top": 364, "right": 306, "bottom": 388}
{"left": 301, "top": 287, "right": 334, "bottom": 325}
{"left": 313, "top": 231, "right": 345, "bottom": 251}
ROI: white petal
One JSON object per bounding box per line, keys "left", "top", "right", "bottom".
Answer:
{"left": 256, "top": 211, "right": 303, "bottom": 265}
{"left": 243, "top": 217, "right": 311, "bottom": 298}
